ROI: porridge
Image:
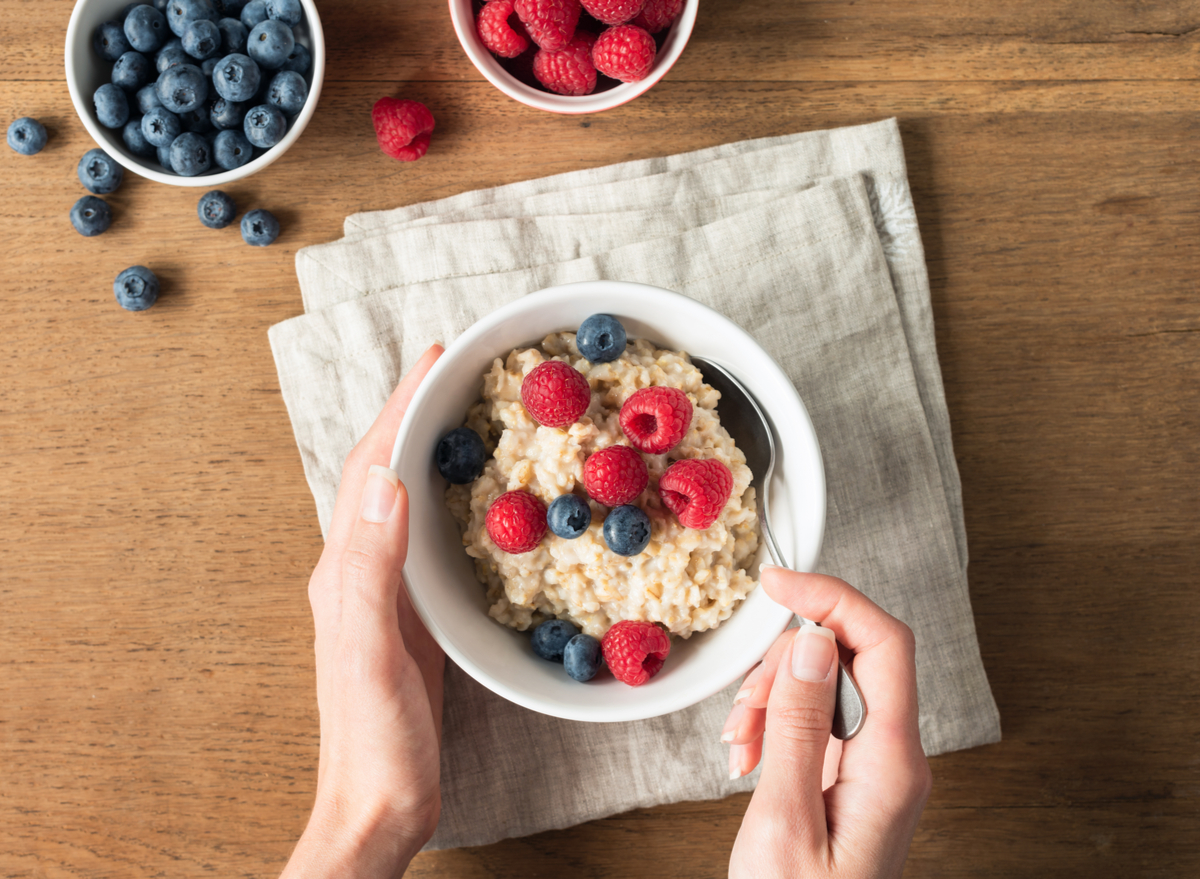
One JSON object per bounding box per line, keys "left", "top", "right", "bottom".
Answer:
{"left": 443, "top": 329, "right": 760, "bottom": 641}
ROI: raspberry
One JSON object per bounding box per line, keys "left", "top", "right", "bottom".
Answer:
{"left": 485, "top": 490, "right": 548, "bottom": 554}
{"left": 658, "top": 458, "right": 734, "bottom": 529}
{"left": 477, "top": 0, "right": 529, "bottom": 58}
{"left": 580, "top": 0, "right": 646, "bottom": 26}
{"left": 533, "top": 32, "right": 597, "bottom": 96}
{"left": 583, "top": 445, "right": 648, "bottom": 506}
{"left": 591, "top": 24, "right": 656, "bottom": 82}
{"left": 520, "top": 360, "right": 591, "bottom": 428}
{"left": 619, "top": 386, "right": 692, "bottom": 454}
{"left": 372, "top": 97, "right": 434, "bottom": 162}
{"left": 513, "top": 0, "right": 581, "bottom": 51}
{"left": 602, "top": 620, "right": 670, "bottom": 686}
{"left": 631, "top": 0, "right": 682, "bottom": 33}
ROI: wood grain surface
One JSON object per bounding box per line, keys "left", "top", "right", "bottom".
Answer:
{"left": 2, "top": 0, "right": 1198, "bottom": 876}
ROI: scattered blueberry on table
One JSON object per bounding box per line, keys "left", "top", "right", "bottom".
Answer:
{"left": 113, "top": 266, "right": 160, "bottom": 311}
{"left": 70, "top": 196, "right": 113, "bottom": 237}
{"left": 435, "top": 427, "right": 487, "bottom": 484}
{"left": 240, "top": 208, "right": 279, "bottom": 246}
{"left": 531, "top": 619, "right": 581, "bottom": 662}
{"left": 197, "top": 189, "right": 236, "bottom": 228}
{"left": 563, "top": 634, "right": 604, "bottom": 682}
{"left": 547, "top": 493, "right": 592, "bottom": 539}
{"left": 7, "top": 117, "right": 47, "bottom": 155}
{"left": 78, "top": 148, "right": 124, "bottom": 194}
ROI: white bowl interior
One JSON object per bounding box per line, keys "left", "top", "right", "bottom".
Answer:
{"left": 392, "top": 281, "right": 825, "bottom": 722}
{"left": 65, "top": 0, "right": 325, "bottom": 186}
{"left": 447, "top": 0, "right": 697, "bottom": 114}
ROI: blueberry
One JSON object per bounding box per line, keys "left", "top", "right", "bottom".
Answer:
{"left": 167, "top": 0, "right": 219, "bottom": 38}
{"left": 531, "top": 619, "right": 580, "bottom": 662}
{"left": 122, "top": 116, "right": 158, "bottom": 157}
{"left": 113, "top": 266, "right": 160, "bottom": 311}
{"left": 246, "top": 20, "right": 293, "bottom": 70}
{"left": 70, "top": 196, "right": 113, "bottom": 237}
{"left": 94, "top": 83, "right": 130, "bottom": 129}
{"left": 212, "top": 53, "right": 261, "bottom": 101}
{"left": 155, "top": 38, "right": 188, "bottom": 72}
{"left": 153, "top": 0, "right": 169, "bottom": 9}
{"left": 168, "top": 131, "right": 212, "bottom": 175}
{"left": 180, "top": 105, "right": 213, "bottom": 132}
{"left": 240, "top": 208, "right": 279, "bottom": 246}
{"left": 209, "top": 97, "right": 245, "bottom": 129}
{"left": 264, "top": 0, "right": 301, "bottom": 26}
{"left": 197, "top": 189, "right": 236, "bottom": 228}
{"left": 266, "top": 70, "right": 307, "bottom": 114}
{"left": 216, "top": 17, "right": 248, "bottom": 54}
{"left": 242, "top": 102, "right": 286, "bottom": 147}
{"left": 182, "top": 18, "right": 221, "bottom": 58}
{"left": 603, "top": 504, "right": 651, "bottom": 556}
{"left": 563, "top": 634, "right": 604, "bottom": 682}
{"left": 201, "top": 56, "right": 218, "bottom": 77}
{"left": 434, "top": 427, "right": 487, "bottom": 484}
{"left": 77, "top": 149, "right": 124, "bottom": 194}
{"left": 124, "top": 4, "right": 168, "bottom": 52}
{"left": 547, "top": 493, "right": 591, "bottom": 539}
{"left": 280, "top": 41, "right": 309, "bottom": 74}
{"left": 212, "top": 128, "right": 252, "bottom": 169}
{"left": 157, "top": 63, "right": 208, "bottom": 113}
{"left": 141, "top": 105, "right": 181, "bottom": 146}
{"left": 112, "top": 50, "right": 154, "bottom": 91}
{"left": 7, "top": 117, "right": 47, "bottom": 156}
{"left": 577, "top": 314, "right": 627, "bottom": 363}
{"left": 136, "top": 82, "right": 162, "bottom": 114}
{"left": 157, "top": 143, "right": 174, "bottom": 170}
{"left": 94, "top": 20, "right": 131, "bottom": 61}
{"left": 240, "top": 0, "right": 268, "bottom": 29}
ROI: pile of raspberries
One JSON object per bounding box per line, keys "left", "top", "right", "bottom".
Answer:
{"left": 476, "top": 0, "right": 685, "bottom": 96}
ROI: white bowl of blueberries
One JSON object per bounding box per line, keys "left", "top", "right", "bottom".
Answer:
{"left": 65, "top": 0, "right": 324, "bottom": 186}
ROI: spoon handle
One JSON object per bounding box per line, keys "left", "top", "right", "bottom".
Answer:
{"left": 797, "top": 616, "right": 866, "bottom": 740}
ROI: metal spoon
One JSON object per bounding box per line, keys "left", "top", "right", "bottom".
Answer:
{"left": 691, "top": 356, "right": 866, "bottom": 740}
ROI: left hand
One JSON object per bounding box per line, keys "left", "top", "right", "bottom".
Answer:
{"left": 282, "top": 344, "right": 446, "bottom": 879}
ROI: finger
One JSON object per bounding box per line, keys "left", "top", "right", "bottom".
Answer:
{"left": 756, "top": 624, "right": 840, "bottom": 854}
{"left": 735, "top": 625, "right": 795, "bottom": 710}
{"left": 728, "top": 735, "right": 762, "bottom": 781}
{"left": 338, "top": 467, "right": 410, "bottom": 663}
{"left": 325, "top": 344, "right": 444, "bottom": 556}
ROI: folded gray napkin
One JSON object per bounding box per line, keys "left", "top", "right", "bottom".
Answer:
{"left": 269, "top": 119, "right": 1000, "bottom": 851}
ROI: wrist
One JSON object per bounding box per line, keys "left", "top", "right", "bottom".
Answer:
{"left": 281, "top": 797, "right": 433, "bottom": 879}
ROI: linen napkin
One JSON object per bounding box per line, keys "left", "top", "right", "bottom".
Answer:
{"left": 269, "top": 119, "right": 1001, "bottom": 851}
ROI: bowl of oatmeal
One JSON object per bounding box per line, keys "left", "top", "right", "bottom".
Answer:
{"left": 390, "top": 281, "right": 825, "bottom": 722}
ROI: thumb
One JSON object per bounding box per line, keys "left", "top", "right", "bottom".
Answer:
{"left": 758, "top": 623, "right": 839, "bottom": 853}
{"left": 340, "top": 465, "right": 409, "bottom": 654}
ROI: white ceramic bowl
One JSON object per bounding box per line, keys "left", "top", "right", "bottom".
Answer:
{"left": 390, "top": 281, "right": 826, "bottom": 722}
{"left": 448, "top": 0, "right": 697, "bottom": 114}
{"left": 65, "top": 0, "right": 325, "bottom": 186}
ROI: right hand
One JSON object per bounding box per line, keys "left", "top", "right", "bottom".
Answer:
{"left": 725, "top": 567, "right": 932, "bottom": 879}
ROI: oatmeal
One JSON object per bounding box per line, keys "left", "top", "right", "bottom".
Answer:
{"left": 445, "top": 332, "right": 760, "bottom": 639}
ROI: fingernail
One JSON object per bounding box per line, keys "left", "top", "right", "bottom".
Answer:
{"left": 728, "top": 745, "right": 744, "bottom": 780}
{"left": 733, "top": 663, "right": 765, "bottom": 705}
{"left": 759, "top": 564, "right": 786, "bottom": 576}
{"left": 360, "top": 465, "right": 399, "bottom": 523}
{"left": 791, "top": 623, "right": 837, "bottom": 682}
{"left": 720, "top": 702, "right": 747, "bottom": 743}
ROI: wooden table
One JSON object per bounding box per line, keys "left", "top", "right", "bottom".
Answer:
{"left": 2, "top": 1, "right": 1197, "bottom": 875}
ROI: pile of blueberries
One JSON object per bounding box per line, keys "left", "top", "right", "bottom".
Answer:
{"left": 92, "top": 0, "right": 311, "bottom": 177}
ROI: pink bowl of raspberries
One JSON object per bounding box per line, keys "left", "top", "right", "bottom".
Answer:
{"left": 449, "top": 0, "right": 697, "bottom": 113}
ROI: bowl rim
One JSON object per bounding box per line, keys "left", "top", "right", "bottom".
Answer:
{"left": 447, "top": 0, "right": 698, "bottom": 115}
{"left": 390, "top": 281, "right": 826, "bottom": 722}
{"left": 64, "top": 0, "right": 326, "bottom": 186}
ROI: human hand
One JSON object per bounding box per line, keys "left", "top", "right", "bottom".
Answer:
{"left": 725, "top": 567, "right": 931, "bottom": 879}
{"left": 282, "top": 344, "right": 446, "bottom": 879}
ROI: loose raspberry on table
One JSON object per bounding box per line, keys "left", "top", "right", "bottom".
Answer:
{"left": 591, "top": 23, "right": 656, "bottom": 82}
{"left": 658, "top": 458, "right": 734, "bottom": 529}
{"left": 513, "top": 0, "right": 581, "bottom": 51}
{"left": 533, "top": 32, "right": 597, "bottom": 96}
{"left": 602, "top": 620, "right": 670, "bottom": 686}
{"left": 583, "top": 445, "right": 649, "bottom": 506}
{"left": 477, "top": 0, "right": 530, "bottom": 58}
{"left": 520, "top": 360, "right": 591, "bottom": 427}
{"left": 632, "top": 0, "right": 683, "bottom": 33}
{"left": 372, "top": 97, "right": 434, "bottom": 162}
{"left": 485, "top": 490, "right": 548, "bottom": 554}
{"left": 619, "top": 386, "right": 692, "bottom": 454}
{"left": 580, "top": 0, "right": 647, "bottom": 26}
